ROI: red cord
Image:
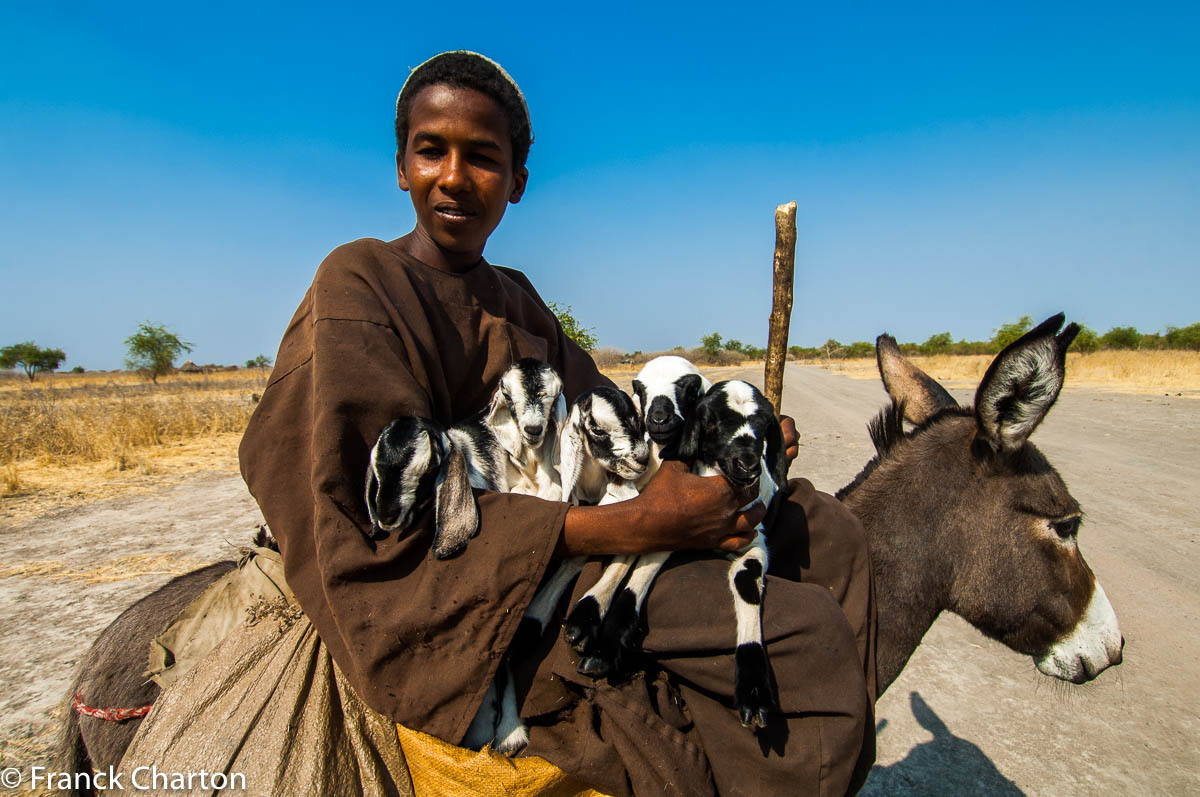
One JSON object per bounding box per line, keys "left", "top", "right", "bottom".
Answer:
{"left": 72, "top": 692, "right": 153, "bottom": 722}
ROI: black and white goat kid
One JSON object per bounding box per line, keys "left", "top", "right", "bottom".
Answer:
{"left": 365, "top": 357, "right": 567, "bottom": 559}
{"left": 677, "top": 380, "right": 788, "bottom": 729}
{"left": 364, "top": 416, "right": 478, "bottom": 559}
{"left": 447, "top": 357, "right": 568, "bottom": 501}
{"left": 562, "top": 356, "right": 711, "bottom": 677}
{"left": 465, "top": 385, "right": 648, "bottom": 755}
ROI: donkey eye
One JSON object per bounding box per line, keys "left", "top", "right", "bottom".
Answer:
{"left": 1051, "top": 517, "right": 1080, "bottom": 539}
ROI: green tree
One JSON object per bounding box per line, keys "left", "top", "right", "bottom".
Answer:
{"left": 820, "top": 339, "right": 845, "bottom": 360}
{"left": 547, "top": 302, "right": 597, "bottom": 352}
{"left": 845, "top": 341, "right": 874, "bottom": 359}
{"left": 1071, "top": 326, "right": 1100, "bottom": 354}
{"left": 246, "top": 354, "right": 273, "bottom": 370}
{"left": 1100, "top": 326, "right": 1141, "bottom": 350}
{"left": 1165, "top": 323, "right": 1200, "bottom": 351}
{"left": 700, "top": 332, "right": 724, "bottom": 358}
{"left": 724, "top": 339, "right": 745, "bottom": 354}
{"left": 0, "top": 341, "right": 67, "bottom": 381}
{"left": 920, "top": 332, "right": 953, "bottom": 355}
{"left": 991, "top": 316, "right": 1034, "bottom": 352}
{"left": 124, "top": 322, "right": 193, "bottom": 383}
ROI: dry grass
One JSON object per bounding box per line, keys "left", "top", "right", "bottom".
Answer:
{"left": 802, "top": 349, "right": 1200, "bottom": 394}
{"left": 0, "top": 552, "right": 210, "bottom": 585}
{"left": 0, "top": 370, "right": 267, "bottom": 479}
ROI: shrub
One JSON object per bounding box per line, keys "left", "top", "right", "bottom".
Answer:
{"left": 1100, "top": 326, "right": 1141, "bottom": 350}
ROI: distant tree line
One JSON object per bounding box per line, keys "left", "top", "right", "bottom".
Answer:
{"left": 2, "top": 321, "right": 274, "bottom": 382}
{"left": 786, "top": 317, "right": 1200, "bottom": 360}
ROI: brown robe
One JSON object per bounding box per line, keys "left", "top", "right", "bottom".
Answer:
{"left": 239, "top": 237, "right": 877, "bottom": 797}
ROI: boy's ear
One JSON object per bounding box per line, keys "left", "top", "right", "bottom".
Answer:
{"left": 397, "top": 151, "right": 410, "bottom": 192}
{"left": 509, "top": 166, "right": 528, "bottom": 204}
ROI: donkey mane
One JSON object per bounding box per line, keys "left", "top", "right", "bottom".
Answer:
{"left": 835, "top": 401, "right": 973, "bottom": 501}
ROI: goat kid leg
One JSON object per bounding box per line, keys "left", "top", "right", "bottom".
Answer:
{"left": 728, "top": 530, "right": 777, "bottom": 729}
{"left": 594, "top": 551, "right": 671, "bottom": 677}
{"left": 486, "top": 557, "right": 587, "bottom": 755}
{"left": 462, "top": 677, "right": 501, "bottom": 751}
{"left": 564, "top": 555, "right": 634, "bottom": 674}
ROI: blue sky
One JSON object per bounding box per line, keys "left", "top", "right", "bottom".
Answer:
{"left": 2, "top": 2, "right": 1197, "bottom": 370}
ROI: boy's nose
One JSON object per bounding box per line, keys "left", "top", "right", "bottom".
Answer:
{"left": 440, "top": 151, "right": 470, "bottom": 192}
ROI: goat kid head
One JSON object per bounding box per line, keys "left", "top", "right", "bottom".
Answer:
{"left": 676, "top": 380, "right": 787, "bottom": 491}
{"left": 865, "top": 312, "right": 1123, "bottom": 684}
{"left": 631, "top": 356, "right": 712, "bottom": 447}
{"left": 365, "top": 416, "right": 480, "bottom": 559}
{"left": 487, "top": 358, "right": 567, "bottom": 463}
{"left": 559, "top": 387, "right": 649, "bottom": 502}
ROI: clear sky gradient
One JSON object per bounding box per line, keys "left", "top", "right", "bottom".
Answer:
{"left": 2, "top": 2, "right": 1197, "bottom": 370}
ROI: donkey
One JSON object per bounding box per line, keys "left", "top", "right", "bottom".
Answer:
{"left": 57, "top": 316, "right": 1122, "bottom": 784}
{"left": 843, "top": 313, "right": 1123, "bottom": 692}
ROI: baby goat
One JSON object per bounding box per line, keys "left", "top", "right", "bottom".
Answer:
{"left": 448, "top": 357, "right": 567, "bottom": 500}
{"left": 563, "top": 357, "right": 711, "bottom": 676}
{"left": 364, "top": 416, "right": 478, "bottom": 559}
{"left": 677, "top": 380, "right": 788, "bottom": 729}
{"left": 465, "top": 385, "right": 647, "bottom": 755}
{"left": 365, "top": 358, "right": 567, "bottom": 558}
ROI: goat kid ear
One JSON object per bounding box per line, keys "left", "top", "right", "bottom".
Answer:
{"left": 764, "top": 416, "right": 789, "bottom": 488}
{"left": 363, "top": 454, "right": 386, "bottom": 539}
{"left": 557, "top": 410, "right": 587, "bottom": 504}
{"left": 876, "top": 333, "right": 959, "bottom": 425}
{"left": 673, "top": 403, "right": 706, "bottom": 463}
{"left": 487, "top": 386, "right": 525, "bottom": 464}
{"left": 631, "top": 379, "right": 646, "bottom": 419}
{"left": 974, "top": 313, "right": 1077, "bottom": 454}
{"left": 676, "top": 374, "right": 705, "bottom": 417}
{"left": 432, "top": 440, "right": 480, "bottom": 559}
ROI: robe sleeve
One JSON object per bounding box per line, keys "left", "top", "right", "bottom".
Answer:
{"left": 239, "top": 245, "right": 571, "bottom": 744}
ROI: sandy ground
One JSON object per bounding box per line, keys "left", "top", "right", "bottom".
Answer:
{"left": 0, "top": 365, "right": 1196, "bottom": 794}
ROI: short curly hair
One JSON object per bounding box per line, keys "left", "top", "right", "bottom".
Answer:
{"left": 395, "top": 51, "right": 533, "bottom": 172}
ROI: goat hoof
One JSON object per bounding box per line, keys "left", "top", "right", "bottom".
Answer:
{"left": 734, "top": 643, "right": 778, "bottom": 731}
{"left": 563, "top": 598, "right": 602, "bottom": 651}
{"left": 737, "top": 704, "right": 772, "bottom": 730}
{"left": 577, "top": 655, "right": 612, "bottom": 677}
{"left": 492, "top": 726, "right": 530, "bottom": 757}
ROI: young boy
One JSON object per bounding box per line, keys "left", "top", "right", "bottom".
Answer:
{"left": 240, "top": 51, "right": 877, "bottom": 796}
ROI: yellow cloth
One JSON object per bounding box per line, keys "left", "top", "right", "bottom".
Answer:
{"left": 395, "top": 724, "right": 612, "bottom": 797}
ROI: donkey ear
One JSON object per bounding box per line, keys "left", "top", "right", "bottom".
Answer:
{"left": 557, "top": 408, "right": 586, "bottom": 504}
{"left": 487, "top": 387, "right": 524, "bottom": 462}
{"left": 975, "top": 313, "right": 1078, "bottom": 454}
{"left": 432, "top": 439, "right": 480, "bottom": 559}
{"left": 876, "top": 334, "right": 959, "bottom": 425}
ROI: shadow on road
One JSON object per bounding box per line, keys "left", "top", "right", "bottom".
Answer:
{"left": 861, "top": 692, "right": 1025, "bottom": 796}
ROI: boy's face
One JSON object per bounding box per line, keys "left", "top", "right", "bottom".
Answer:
{"left": 397, "top": 84, "right": 528, "bottom": 269}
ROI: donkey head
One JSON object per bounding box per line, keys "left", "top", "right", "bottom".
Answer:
{"left": 846, "top": 313, "right": 1123, "bottom": 689}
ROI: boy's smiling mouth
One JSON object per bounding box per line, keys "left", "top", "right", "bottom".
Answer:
{"left": 434, "top": 203, "right": 477, "bottom": 222}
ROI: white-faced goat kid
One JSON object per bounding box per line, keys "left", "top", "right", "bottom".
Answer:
{"left": 465, "top": 385, "right": 647, "bottom": 756}
{"left": 630, "top": 355, "right": 712, "bottom": 487}
{"left": 364, "top": 416, "right": 479, "bottom": 559}
{"left": 676, "top": 380, "right": 788, "bottom": 729}
{"left": 562, "top": 357, "right": 712, "bottom": 677}
{"left": 447, "top": 357, "right": 567, "bottom": 501}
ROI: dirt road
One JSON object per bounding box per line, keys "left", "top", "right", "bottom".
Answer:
{"left": 1, "top": 365, "right": 1196, "bottom": 794}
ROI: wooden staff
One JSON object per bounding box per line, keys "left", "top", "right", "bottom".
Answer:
{"left": 764, "top": 201, "right": 797, "bottom": 414}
